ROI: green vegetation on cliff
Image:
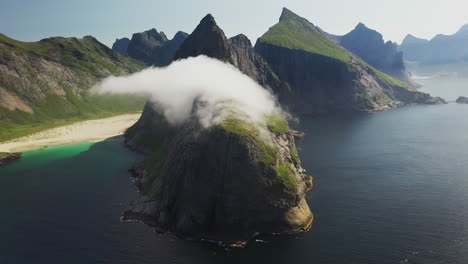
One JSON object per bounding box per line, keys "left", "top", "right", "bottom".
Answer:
{"left": 258, "top": 8, "right": 351, "bottom": 63}
{"left": 258, "top": 9, "right": 416, "bottom": 93}
{"left": 221, "top": 114, "right": 298, "bottom": 194}
{"left": 0, "top": 93, "right": 145, "bottom": 142}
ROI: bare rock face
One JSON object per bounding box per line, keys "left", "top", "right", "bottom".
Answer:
{"left": 175, "top": 15, "right": 231, "bottom": 61}
{"left": 123, "top": 103, "right": 313, "bottom": 244}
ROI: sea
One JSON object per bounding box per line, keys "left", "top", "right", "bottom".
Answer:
{"left": 1, "top": 77, "right": 467, "bottom": 264}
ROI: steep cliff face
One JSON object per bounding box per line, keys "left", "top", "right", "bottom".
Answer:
{"left": 124, "top": 103, "right": 313, "bottom": 244}
{"left": 111, "top": 37, "right": 130, "bottom": 54}
{"left": 174, "top": 14, "right": 290, "bottom": 102}
{"left": 254, "top": 8, "right": 444, "bottom": 115}
{"left": 0, "top": 33, "right": 145, "bottom": 141}
{"left": 338, "top": 23, "right": 417, "bottom": 87}
{"left": 125, "top": 29, "right": 188, "bottom": 66}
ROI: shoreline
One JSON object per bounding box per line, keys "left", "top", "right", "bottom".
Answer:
{"left": 0, "top": 113, "right": 141, "bottom": 153}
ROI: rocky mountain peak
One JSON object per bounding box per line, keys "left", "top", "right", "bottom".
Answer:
{"left": 279, "top": 7, "right": 299, "bottom": 22}
{"left": 174, "top": 14, "right": 231, "bottom": 61}
{"left": 199, "top": 14, "right": 216, "bottom": 27}
{"left": 173, "top": 31, "right": 189, "bottom": 41}
{"left": 401, "top": 34, "right": 429, "bottom": 45}
{"left": 355, "top": 22, "right": 367, "bottom": 29}
{"left": 228, "top": 34, "right": 252, "bottom": 47}
{"left": 111, "top": 37, "right": 130, "bottom": 54}
{"left": 144, "top": 28, "right": 168, "bottom": 42}
{"left": 349, "top": 22, "right": 383, "bottom": 40}
{"left": 124, "top": 27, "right": 187, "bottom": 66}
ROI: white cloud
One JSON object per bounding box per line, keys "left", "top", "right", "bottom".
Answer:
{"left": 93, "top": 55, "right": 283, "bottom": 129}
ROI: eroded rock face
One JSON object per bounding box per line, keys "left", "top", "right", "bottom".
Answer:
{"left": 123, "top": 103, "right": 313, "bottom": 244}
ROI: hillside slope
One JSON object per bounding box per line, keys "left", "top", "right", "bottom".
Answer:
{"left": 254, "top": 8, "right": 444, "bottom": 114}
{"left": 0, "top": 34, "right": 145, "bottom": 141}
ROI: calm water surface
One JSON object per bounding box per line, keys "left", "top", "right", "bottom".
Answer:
{"left": 1, "top": 78, "right": 467, "bottom": 264}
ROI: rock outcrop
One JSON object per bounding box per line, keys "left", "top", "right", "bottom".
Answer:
{"left": 125, "top": 29, "right": 188, "bottom": 66}
{"left": 456, "top": 96, "right": 468, "bottom": 104}
{"left": 0, "top": 152, "right": 21, "bottom": 166}
{"left": 254, "top": 8, "right": 445, "bottom": 115}
{"left": 123, "top": 103, "right": 313, "bottom": 244}
{"left": 111, "top": 37, "right": 130, "bottom": 54}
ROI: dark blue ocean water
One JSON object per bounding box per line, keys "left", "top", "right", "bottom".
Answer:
{"left": 0, "top": 78, "right": 467, "bottom": 264}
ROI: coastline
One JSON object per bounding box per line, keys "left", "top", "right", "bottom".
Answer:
{"left": 0, "top": 113, "right": 141, "bottom": 153}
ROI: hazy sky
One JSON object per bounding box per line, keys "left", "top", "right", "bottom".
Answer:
{"left": 1, "top": 0, "right": 468, "bottom": 47}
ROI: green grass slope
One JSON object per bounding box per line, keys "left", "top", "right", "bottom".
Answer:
{"left": 258, "top": 8, "right": 416, "bottom": 92}
{"left": 258, "top": 8, "right": 351, "bottom": 63}
{"left": 0, "top": 34, "right": 146, "bottom": 142}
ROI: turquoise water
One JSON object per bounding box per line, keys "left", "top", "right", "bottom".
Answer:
{"left": 1, "top": 78, "right": 468, "bottom": 263}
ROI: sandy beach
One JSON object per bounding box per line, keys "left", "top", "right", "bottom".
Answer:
{"left": 0, "top": 113, "right": 141, "bottom": 153}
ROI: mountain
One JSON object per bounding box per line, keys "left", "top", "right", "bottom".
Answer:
{"left": 122, "top": 14, "right": 313, "bottom": 244}
{"left": 254, "top": 8, "right": 444, "bottom": 114}
{"left": 337, "top": 23, "right": 417, "bottom": 87}
{"left": 111, "top": 37, "right": 130, "bottom": 54}
{"left": 400, "top": 24, "right": 468, "bottom": 65}
{"left": 122, "top": 29, "right": 188, "bottom": 66}
{"left": 174, "top": 14, "right": 290, "bottom": 100}
{"left": 0, "top": 33, "right": 145, "bottom": 141}
{"left": 123, "top": 103, "right": 313, "bottom": 244}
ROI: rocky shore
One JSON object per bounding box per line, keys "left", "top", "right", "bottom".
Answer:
{"left": 0, "top": 152, "right": 21, "bottom": 166}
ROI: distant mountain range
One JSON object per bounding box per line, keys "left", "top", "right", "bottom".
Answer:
{"left": 112, "top": 29, "right": 188, "bottom": 66}
{"left": 401, "top": 24, "right": 468, "bottom": 64}
{"left": 400, "top": 24, "right": 468, "bottom": 77}
{"left": 319, "top": 23, "right": 418, "bottom": 87}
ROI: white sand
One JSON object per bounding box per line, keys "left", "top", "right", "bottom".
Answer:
{"left": 0, "top": 113, "right": 141, "bottom": 152}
